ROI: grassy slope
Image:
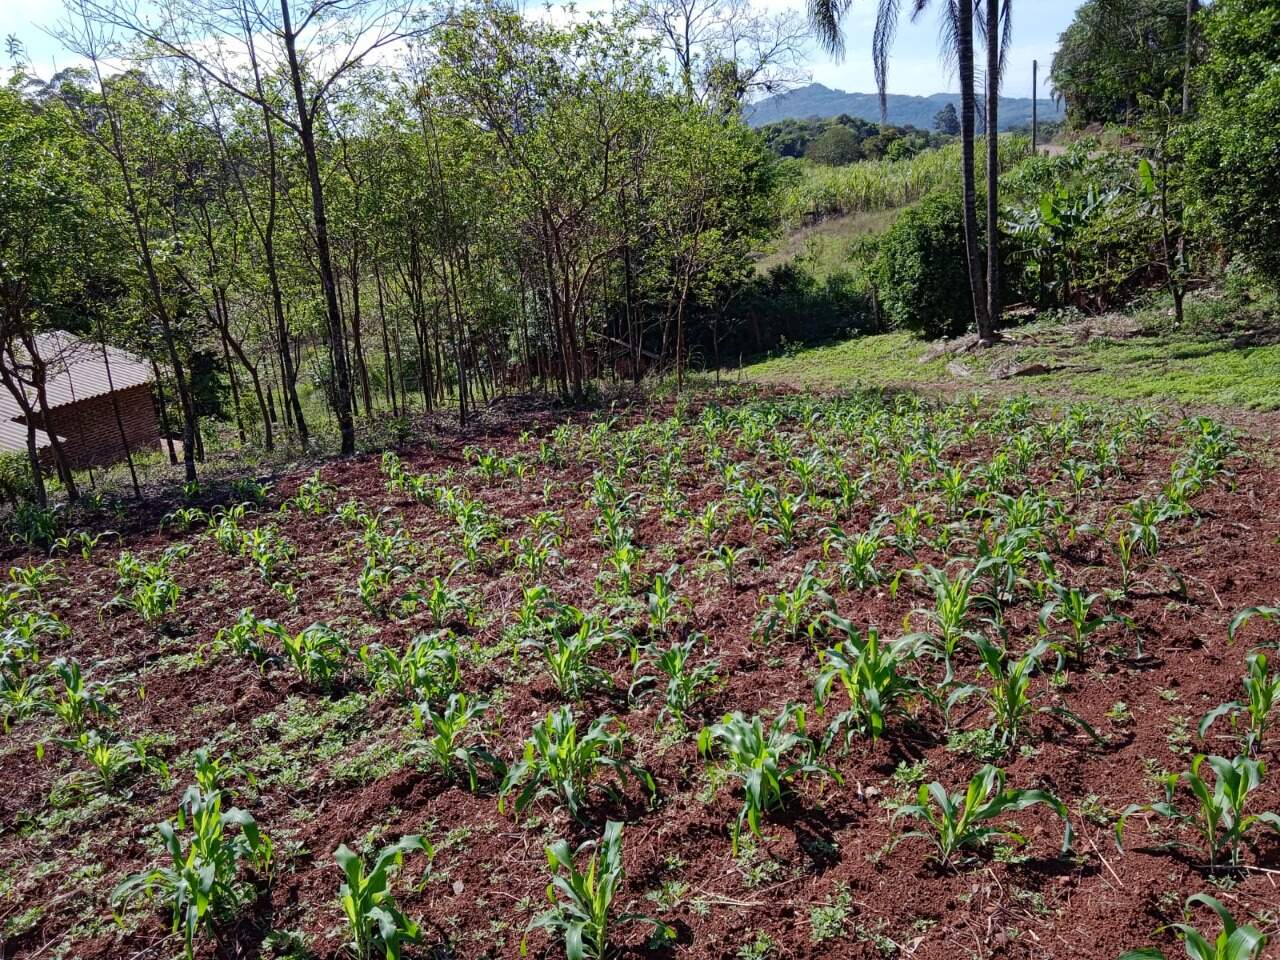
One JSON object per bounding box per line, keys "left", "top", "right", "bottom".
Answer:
{"left": 740, "top": 317, "right": 1280, "bottom": 412}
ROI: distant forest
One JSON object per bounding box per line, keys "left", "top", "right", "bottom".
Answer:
{"left": 756, "top": 115, "right": 948, "bottom": 163}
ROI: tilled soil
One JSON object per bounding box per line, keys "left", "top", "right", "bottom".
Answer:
{"left": 2, "top": 388, "right": 1279, "bottom": 960}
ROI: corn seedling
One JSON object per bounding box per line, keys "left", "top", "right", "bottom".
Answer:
{"left": 758, "top": 564, "right": 834, "bottom": 644}
{"left": 500, "top": 706, "right": 654, "bottom": 820}
{"left": 1199, "top": 653, "right": 1279, "bottom": 756}
{"left": 410, "top": 693, "right": 503, "bottom": 789}
{"left": 528, "top": 820, "right": 673, "bottom": 960}
{"left": 50, "top": 659, "right": 115, "bottom": 732}
{"left": 630, "top": 635, "right": 720, "bottom": 728}
{"left": 112, "top": 787, "right": 273, "bottom": 960}
{"left": 1039, "top": 583, "right": 1123, "bottom": 664}
{"left": 698, "top": 704, "right": 837, "bottom": 853}
{"left": 265, "top": 622, "right": 348, "bottom": 688}
{"left": 335, "top": 835, "right": 432, "bottom": 960}
{"left": 361, "top": 631, "right": 460, "bottom": 703}
{"left": 893, "top": 764, "right": 1073, "bottom": 867}
{"left": 902, "top": 564, "right": 992, "bottom": 684}
{"left": 814, "top": 618, "right": 924, "bottom": 746}
{"left": 1116, "top": 754, "right": 1280, "bottom": 868}
{"left": 1117, "top": 893, "right": 1268, "bottom": 960}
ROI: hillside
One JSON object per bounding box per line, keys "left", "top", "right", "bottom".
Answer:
{"left": 746, "top": 82, "right": 1064, "bottom": 130}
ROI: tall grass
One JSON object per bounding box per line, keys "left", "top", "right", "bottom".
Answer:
{"left": 778, "top": 136, "right": 1031, "bottom": 227}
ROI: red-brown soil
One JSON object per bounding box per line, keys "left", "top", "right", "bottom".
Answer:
{"left": 2, "top": 388, "right": 1279, "bottom": 960}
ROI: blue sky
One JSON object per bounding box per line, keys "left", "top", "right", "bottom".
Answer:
{"left": 1, "top": 0, "right": 1085, "bottom": 99}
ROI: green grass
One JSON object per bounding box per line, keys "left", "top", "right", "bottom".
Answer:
{"left": 739, "top": 318, "right": 1280, "bottom": 413}
{"left": 755, "top": 209, "right": 900, "bottom": 279}
{"left": 741, "top": 332, "right": 947, "bottom": 389}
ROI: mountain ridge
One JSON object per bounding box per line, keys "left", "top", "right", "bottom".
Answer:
{"left": 745, "top": 83, "right": 1063, "bottom": 131}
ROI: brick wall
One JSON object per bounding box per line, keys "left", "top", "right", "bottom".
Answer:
{"left": 24, "top": 385, "right": 160, "bottom": 470}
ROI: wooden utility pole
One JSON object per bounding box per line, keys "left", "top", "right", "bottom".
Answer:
{"left": 1032, "top": 60, "right": 1038, "bottom": 153}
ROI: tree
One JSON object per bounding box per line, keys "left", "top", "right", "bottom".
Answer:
{"left": 982, "top": 0, "right": 1013, "bottom": 342}
{"left": 0, "top": 85, "right": 102, "bottom": 503}
{"left": 1050, "top": 0, "right": 1194, "bottom": 126}
{"left": 630, "top": 0, "right": 809, "bottom": 105}
{"left": 1183, "top": 0, "right": 1280, "bottom": 284}
{"left": 933, "top": 101, "right": 959, "bottom": 134}
{"left": 70, "top": 0, "right": 417, "bottom": 457}
{"left": 805, "top": 124, "right": 860, "bottom": 165}
{"left": 807, "top": 0, "right": 992, "bottom": 340}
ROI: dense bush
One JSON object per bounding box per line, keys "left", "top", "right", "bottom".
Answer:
{"left": 1184, "top": 0, "right": 1280, "bottom": 285}
{"left": 1002, "top": 145, "right": 1163, "bottom": 312}
{"left": 868, "top": 191, "right": 986, "bottom": 339}
{"left": 710, "top": 263, "right": 875, "bottom": 360}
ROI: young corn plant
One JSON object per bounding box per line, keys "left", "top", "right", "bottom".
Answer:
{"left": 1117, "top": 893, "right": 1268, "bottom": 960}
{"left": 50, "top": 659, "right": 115, "bottom": 733}
{"left": 521, "top": 610, "right": 619, "bottom": 700}
{"left": 335, "top": 835, "right": 432, "bottom": 960}
{"left": 410, "top": 693, "right": 504, "bottom": 790}
{"left": 267, "top": 622, "right": 348, "bottom": 689}
{"left": 708, "top": 543, "right": 745, "bottom": 588}
{"left": 698, "top": 704, "right": 838, "bottom": 853}
{"left": 892, "top": 764, "right": 1073, "bottom": 867}
{"left": 1039, "top": 583, "right": 1124, "bottom": 664}
{"left": 646, "top": 566, "right": 684, "bottom": 635}
{"left": 757, "top": 565, "right": 835, "bottom": 645}
{"left": 961, "top": 635, "right": 1103, "bottom": 752}
{"left": 1116, "top": 754, "right": 1280, "bottom": 868}
{"left": 400, "top": 573, "right": 473, "bottom": 628}
{"left": 902, "top": 564, "right": 992, "bottom": 684}
{"left": 1199, "top": 653, "right": 1279, "bottom": 757}
{"left": 823, "top": 525, "right": 885, "bottom": 591}
{"left": 360, "top": 631, "right": 460, "bottom": 703}
{"left": 54, "top": 729, "right": 170, "bottom": 794}
{"left": 214, "top": 609, "right": 275, "bottom": 671}
{"left": 111, "top": 787, "right": 274, "bottom": 960}
{"left": 814, "top": 618, "right": 924, "bottom": 747}
{"left": 630, "top": 636, "right": 720, "bottom": 728}
{"left": 500, "top": 706, "right": 654, "bottom": 820}
{"left": 528, "top": 820, "right": 673, "bottom": 960}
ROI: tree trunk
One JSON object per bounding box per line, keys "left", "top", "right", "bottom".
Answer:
{"left": 984, "top": 0, "right": 1002, "bottom": 341}
{"left": 958, "top": 0, "right": 991, "bottom": 340}
{"left": 281, "top": 0, "right": 355, "bottom": 456}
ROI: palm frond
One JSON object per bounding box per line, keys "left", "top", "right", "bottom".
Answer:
{"left": 808, "top": 0, "right": 854, "bottom": 58}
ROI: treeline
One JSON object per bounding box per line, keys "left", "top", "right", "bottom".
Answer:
{"left": 0, "top": 0, "right": 779, "bottom": 497}
{"left": 757, "top": 114, "right": 947, "bottom": 164}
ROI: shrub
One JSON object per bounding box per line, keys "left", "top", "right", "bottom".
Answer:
{"left": 869, "top": 190, "right": 986, "bottom": 339}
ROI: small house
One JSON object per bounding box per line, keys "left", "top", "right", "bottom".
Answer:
{"left": 0, "top": 331, "right": 160, "bottom": 470}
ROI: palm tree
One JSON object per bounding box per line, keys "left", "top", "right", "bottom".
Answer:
{"left": 981, "top": 0, "right": 1012, "bottom": 343}
{"left": 808, "top": 0, "right": 993, "bottom": 341}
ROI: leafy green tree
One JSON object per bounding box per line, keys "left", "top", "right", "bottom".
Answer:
{"left": 1050, "top": 0, "right": 1195, "bottom": 126}
{"left": 805, "top": 124, "right": 861, "bottom": 165}
{"left": 933, "top": 102, "right": 959, "bottom": 135}
{"left": 1183, "top": 0, "right": 1280, "bottom": 284}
